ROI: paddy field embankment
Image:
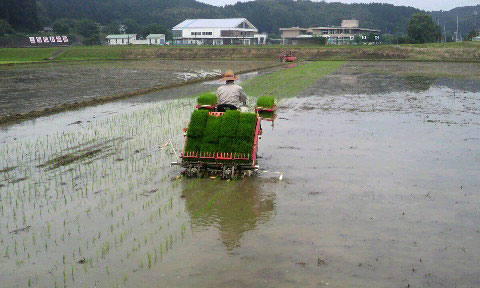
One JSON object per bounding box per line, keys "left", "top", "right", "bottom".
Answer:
{"left": 1, "top": 42, "right": 479, "bottom": 65}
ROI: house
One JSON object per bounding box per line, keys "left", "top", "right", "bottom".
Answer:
{"left": 280, "top": 20, "right": 381, "bottom": 45}
{"left": 106, "top": 34, "right": 165, "bottom": 45}
{"left": 278, "top": 28, "right": 314, "bottom": 45}
{"left": 146, "top": 34, "right": 166, "bottom": 45}
{"left": 106, "top": 34, "right": 137, "bottom": 45}
{"left": 172, "top": 18, "right": 260, "bottom": 45}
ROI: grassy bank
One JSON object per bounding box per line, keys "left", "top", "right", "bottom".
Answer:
{"left": 0, "top": 47, "right": 59, "bottom": 64}
{"left": 243, "top": 61, "right": 345, "bottom": 99}
{"left": 1, "top": 42, "right": 479, "bottom": 64}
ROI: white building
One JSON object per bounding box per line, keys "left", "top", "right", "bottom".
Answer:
{"left": 106, "top": 34, "right": 137, "bottom": 45}
{"left": 172, "top": 18, "right": 260, "bottom": 45}
{"left": 280, "top": 20, "right": 381, "bottom": 45}
{"left": 106, "top": 34, "right": 165, "bottom": 45}
{"left": 146, "top": 34, "right": 166, "bottom": 45}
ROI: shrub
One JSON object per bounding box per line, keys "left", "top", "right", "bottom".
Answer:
{"left": 256, "top": 96, "right": 275, "bottom": 108}
{"left": 186, "top": 110, "right": 208, "bottom": 138}
{"left": 197, "top": 93, "right": 217, "bottom": 106}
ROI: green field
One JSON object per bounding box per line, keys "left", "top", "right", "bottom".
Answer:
{"left": 243, "top": 61, "right": 345, "bottom": 99}
{"left": 0, "top": 47, "right": 59, "bottom": 63}
{"left": 0, "top": 42, "right": 479, "bottom": 64}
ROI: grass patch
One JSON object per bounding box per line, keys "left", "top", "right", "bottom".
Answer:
{"left": 243, "top": 61, "right": 345, "bottom": 99}
{"left": 197, "top": 93, "right": 217, "bottom": 106}
{"left": 0, "top": 48, "right": 58, "bottom": 63}
{"left": 256, "top": 96, "right": 275, "bottom": 108}
{"left": 56, "top": 46, "right": 126, "bottom": 61}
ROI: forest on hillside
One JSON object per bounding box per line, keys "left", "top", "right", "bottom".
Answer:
{"left": 1, "top": 0, "right": 478, "bottom": 37}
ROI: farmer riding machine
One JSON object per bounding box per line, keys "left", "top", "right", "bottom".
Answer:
{"left": 171, "top": 93, "right": 276, "bottom": 179}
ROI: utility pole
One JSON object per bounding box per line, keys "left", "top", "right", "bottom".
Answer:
{"left": 444, "top": 24, "right": 446, "bottom": 43}
{"left": 456, "top": 15, "right": 459, "bottom": 42}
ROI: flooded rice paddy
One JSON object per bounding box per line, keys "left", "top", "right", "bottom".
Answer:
{"left": 0, "top": 60, "right": 276, "bottom": 117}
{"left": 0, "top": 61, "right": 479, "bottom": 287}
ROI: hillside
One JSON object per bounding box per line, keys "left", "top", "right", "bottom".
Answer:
{"left": 2, "top": 0, "right": 477, "bottom": 36}
{"left": 430, "top": 5, "right": 480, "bottom": 38}
{"left": 31, "top": 0, "right": 420, "bottom": 34}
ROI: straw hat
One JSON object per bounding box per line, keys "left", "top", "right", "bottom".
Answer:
{"left": 221, "top": 70, "right": 239, "bottom": 81}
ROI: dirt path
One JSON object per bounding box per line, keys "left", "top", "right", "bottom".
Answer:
{"left": 47, "top": 48, "right": 66, "bottom": 60}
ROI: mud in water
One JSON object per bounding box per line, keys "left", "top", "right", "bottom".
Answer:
{"left": 0, "top": 60, "right": 276, "bottom": 118}
{"left": 0, "top": 61, "right": 479, "bottom": 288}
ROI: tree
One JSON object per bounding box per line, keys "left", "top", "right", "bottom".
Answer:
{"left": 380, "top": 34, "right": 395, "bottom": 44}
{"left": 1, "top": 0, "right": 39, "bottom": 32}
{"left": 75, "top": 19, "right": 99, "bottom": 38}
{"left": 353, "top": 35, "right": 362, "bottom": 44}
{"left": 407, "top": 13, "right": 441, "bottom": 44}
{"left": 0, "top": 19, "right": 14, "bottom": 36}
{"left": 142, "top": 23, "right": 170, "bottom": 38}
{"left": 124, "top": 18, "right": 141, "bottom": 34}
{"left": 314, "top": 36, "right": 327, "bottom": 45}
{"left": 104, "top": 21, "right": 121, "bottom": 34}
{"left": 83, "top": 33, "right": 101, "bottom": 45}
{"left": 397, "top": 35, "right": 414, "bottom": 44}
{"left": 366, "top": 33, "right": 377, "bottom": 42}
{"left": 52, "top": 19, "right": 69, "bottom": 34}
{"left": 466, "top": 30, "right": 477, "bottom": 41}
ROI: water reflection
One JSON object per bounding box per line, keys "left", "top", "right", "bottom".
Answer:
{"left": 303, "top": 74, "right": 480, "bottom": 97}
{"left": 181, "top": 178, "right": 276, "bottom": 250}
{"left": 403, "top": 75, "right": 436, "bottom": 92}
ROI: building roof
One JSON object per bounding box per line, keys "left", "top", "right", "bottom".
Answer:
{"left": 106, "top": 34, "right": 136, "bottom": 39}
{"left": 173, "top": 18, "right": 257, "bottom": 30}
{"left": 146, "top": 34, "right": 165, "bottom": 39}
{"left": 279, "top": 27, "right": 308, "bottom": 31}
{"left": 310, "top": 27, "right": 380, "bottom": 32}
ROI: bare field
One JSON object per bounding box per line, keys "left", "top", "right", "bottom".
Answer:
{"left": 0, "top": 59, "right": 276, "bottom": 118}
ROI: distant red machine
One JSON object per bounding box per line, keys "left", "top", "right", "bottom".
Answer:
{"left": 278, "top": 51, "right": 297, "bottom": 62}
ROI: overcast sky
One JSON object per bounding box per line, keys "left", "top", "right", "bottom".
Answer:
{"left": 197, "top": 0, "right": 479, "bottom": 11}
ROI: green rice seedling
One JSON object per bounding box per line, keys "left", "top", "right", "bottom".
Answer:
{"left": 237, "top": 113, "right": 257, "bottom": 142}
{"left": 202, "top": 115, "right": 221, "bottom": 144}
{"left": 218, "top": 110, "right": 239, "bottom": 138}
{"left": 200, "top": 143, "right": 218, "bottom": 154}
{"left": 197, "top": 93, "right": 217, "bottom": 106}
{"left": 258, "top": 111, "right": 275, "bottom": 119}
{"left": 218, "top": 137, "right": 234, "bottom": 153}
{"left": 186, "top": 110, "right": 208, "bottom": 138}
{"left": 184, "top": 137, "right": 202, "bottom": 153}
{"left": 256, "top": 96, "right": 275, "bottom": 108}
{"left": 148, "top": 252, "right": 152, "bottom": 268}
{"left": 233, "top": 141, "right": 253, "bottom": 156}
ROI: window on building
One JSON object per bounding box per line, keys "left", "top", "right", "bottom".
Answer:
{"left": 173, "top": 30, "right": 182, "bottom": 38}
